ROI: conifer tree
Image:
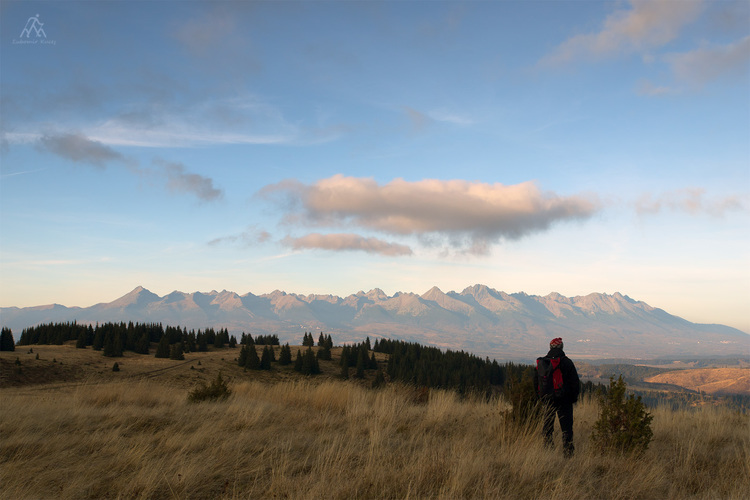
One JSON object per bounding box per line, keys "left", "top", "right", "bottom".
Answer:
{"left": 238, "top": 344, "right": 249, "bottom": 367}
{"left": 92, "top": 328, "right": 104, "bottom": 351}
{"left": 355, "top": 347, "right": 366, "bottom": 378}
{"left": 246, "top": 344, "right": 260, "bottom": 370}
{"left": 155, "top": 336, "right": 170, "bottom": 358}
{"left": 170, "top": 342, "right": 184, "bottom": 360}
{"left": 112, "top": 362, "right": 120, "bottom": 372}
{"left": 0, "top": 327, "right": 14, "bottom": 351}
{"left": 260, "top": 345, "right": 272, "bottom": 370}
{"left": 76, "top": 330, "right": 87, "bottom": 349}
{"left": 370, "top": 352, "right": 378, "bottom": 370}
{"left": 301, "top": 347, "right": 320, "bottom": 375}
{"left": 197, "top": 333, "right": 208, "bottom": 352}
{"left": 340, "top": 363, "right": 349, "bottom": 379}
{"left": 318, "top": 332, "right": 325, "bottom": 346}
{"left": 135, "top": 332, "right": 150, "bottom": 354}
{"left": 294, "top": 349, "right": 303, "bottom": 372}
{"left": 278, "top": 343, "right": 292, "bottom": 365}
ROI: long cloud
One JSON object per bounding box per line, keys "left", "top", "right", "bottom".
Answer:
{"left": 283, "top": 233, "right": 413, "bottom": 257}
{"left": 37, "top": 133, "right": 126, "bottom": 168}
{"left": 540, "top": 0, "right": 704, "bottom": 66}
{"left": 261, "top": 175, "right": 600, "bottom": 253}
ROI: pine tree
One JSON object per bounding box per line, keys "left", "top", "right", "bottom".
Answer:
{"left": 278, "top": 343, "right": 292, "bottom": 365}
{"left": 370, "top": 352, "right": 378, "bottom": 370}
{"left": 155, "top": 336, "right": 170, "bottom": 358}
{"left": 260, "top": 346, "right": 272, "bottom": 370}
{"left": 1, "top": 327, "right": 16, "bottom": 351}
{"left": 318, "top": 332, "right": 325, "bottom": 346}
{"left": 92, "top": 328, "right": 104, "bottom": 351}
{"left": 170, "top": 343, "right": 184, "bottom": 360}
{"left": 76, "top": 330, "right": 87, "bottom": 349}
{"left": 355, "top": 347, "right": 366, "bottom": 378}
{"left": 246, "top": 344, "right": 260, "bottom": 370}
{"left": 294, "top": 349, "right": 303, "bottom": 372}
{"left": 301, "top": 347, "right": 320, "bottom": 375}
{"left": 238, "top": 344, "right": 249, "bottom": 367}
{"left": 135, "top": 332, "right": 150, "bottom": 354}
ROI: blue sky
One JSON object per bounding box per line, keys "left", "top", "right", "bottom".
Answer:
{"left": 1, "top": 0, "right": 748, "bottom": 332}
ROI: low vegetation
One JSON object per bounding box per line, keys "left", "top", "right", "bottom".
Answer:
{"left": 1, "top": 343, "right": 748, "bottom": 499}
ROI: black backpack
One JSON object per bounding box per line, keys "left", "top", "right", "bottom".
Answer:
{"left": 536, "top": 356, "right": 564, "bottom": 401}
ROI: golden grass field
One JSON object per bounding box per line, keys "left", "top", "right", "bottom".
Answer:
{"left": 645, "top": 368, "right": 750, "bottom": 396}
{"left": 1, "top": 345, "right": 749, "bottom": 499}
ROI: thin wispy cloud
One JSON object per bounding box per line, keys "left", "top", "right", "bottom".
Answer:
{"left": 666, "top": 35, "right": 750, "bottom": 87}
{"left": 283, "top": 233, "right": 413, "bottom": 257}
{"left": 261, "top": 175, "right": 600, "bottom": 254}
{"left": 156, "top": 160, "right": 223, "bottom": 202}
{"left": 636, "top": 188, "right": 746, "bottom": 217}
{"left": 208, "top": 227, "right": 271, "bottom": 246}
{"left": 37, "top": 133, "right": 126, "bottom": 168}
{"left": 540, "top": 0, "right": 704, "bottom": 66}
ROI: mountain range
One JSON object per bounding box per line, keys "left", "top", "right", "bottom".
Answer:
{"left": 1, "top": 285, "right": 748, "bottom": 361}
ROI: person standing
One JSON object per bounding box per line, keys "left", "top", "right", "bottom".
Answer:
{"left": 534, "top": 337, "right": 580, "bottom": 457}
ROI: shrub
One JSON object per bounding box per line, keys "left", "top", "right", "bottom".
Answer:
{"left": 503, "top": 366, "right": 540, "bottom": 427}
{"left": 188, "top": 372, "right": 231, "bottom": 403}
{"left": 591, "top": 375, "right": 653, "bottom": 455}
{"left": 112, "top": 362, "right": 120, "bottom": 372}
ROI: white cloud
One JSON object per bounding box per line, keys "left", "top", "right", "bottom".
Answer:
{"left": 261, "top": 175, "right": 600, "bottom": 253}
{"left": 283, "top": 233, "right": 413, "bottom": 257}
{"left": 541, "top": 0, "right": 704, "bottom": 66}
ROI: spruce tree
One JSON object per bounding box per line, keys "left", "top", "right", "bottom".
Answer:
{"left": 170, "top": 343, "right": 184, "bottom": 360}
{"left": 246, "top": 344, "right": 260, "bottom": 370}
{"left": 278, "top": 343, "right": 292, "bottom": 365}
{"left": 92, "top": 328, "right": 104, "bottom": 351}
{"left": 1, "top": 327, "right": 16, "bottom": 351}
{"left": 294, "top": 349, "right": 303, "bottom": 372}
{"left": 155, "top": 336, "right": 170, "bottom": 358}
{"left": 355, "top": 348, "right": 366, "bottom": 378}
{"left": 76, "top": 330, "right": 87, "bottom": 349}
{"left": 135, "top": 332, "right": 150, "bottom": 354}
{"left": 318, "top": 332, "right": 325, "bottom": 346}
{"left": 260, "top": 346, "right": 272, "bottom": 370}
{"left": 238, "top": 344, "right": 249, "bottom": 367}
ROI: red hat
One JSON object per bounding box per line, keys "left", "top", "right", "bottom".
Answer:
{"left": 550, "top": 338, "right": 563, "bottom": 349}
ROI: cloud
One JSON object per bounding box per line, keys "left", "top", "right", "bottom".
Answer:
{"left": 283, "top": 233, "right": 413, "bottom": 257}
{"left": 261, "top": 175, "right": 600, "bottom": 252}
{"left": 37, "top": 133, "right": 126, "bottom": 167}
{"left": 636, "top": 188, "right": 746, "bottom": 216}
{"left": 666, "top": 35, "right": 750, "bottom": 86}
{"left": 541, "top": 0, "right": 704, "bottom": 66}
{"left": 208, "top": 227, "right": 271, "bottom": 246}
{"left": 404, "top": 106, "right": 433, "bottom": 133}
{"left": 156, "top": 160, "right": 223, "bottom": 202}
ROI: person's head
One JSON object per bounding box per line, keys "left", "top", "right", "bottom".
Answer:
{"left": 549, "top": 337, "right": 563, "bottom": 350}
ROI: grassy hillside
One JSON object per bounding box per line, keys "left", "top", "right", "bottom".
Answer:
{"left": 645, "top": 368, "right": 750, "bottom": 396}
{"left": 1, "top": 346, "right": 749, "bottom": 499}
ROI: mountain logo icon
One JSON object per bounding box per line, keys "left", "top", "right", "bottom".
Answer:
{"left": 20, "top": 14, "right": 47, "bottom": 39}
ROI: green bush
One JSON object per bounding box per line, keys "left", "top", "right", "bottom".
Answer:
{"left": 188, "top": 372, "right": 231, "bottom": 403}
{"left": 503, "top": 366, "right": 539, "bottom": 427}
{"left": 591, "top": 376, "right": 653, "bottom": 455}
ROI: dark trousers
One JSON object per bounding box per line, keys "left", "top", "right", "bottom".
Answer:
{"left": 542, "top": 401, "right": 574, "bottom": 456}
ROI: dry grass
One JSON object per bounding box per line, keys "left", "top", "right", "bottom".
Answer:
{"left": 645, "top": 368, "right": 750, "bottom": 395}
{"left": 1, "top": 348, "right": 749, "bottom": 499}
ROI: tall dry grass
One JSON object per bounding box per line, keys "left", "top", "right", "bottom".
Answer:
{"left": 1, "top": 378, "right": 748, "bottom": 499}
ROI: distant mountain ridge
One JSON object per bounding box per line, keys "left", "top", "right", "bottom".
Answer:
{"left": 2, "top": 285, "right": 748, "bottom": 361}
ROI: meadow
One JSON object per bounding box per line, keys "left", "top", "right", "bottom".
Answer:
{"left": 1, "top": 346, "right": 748, "bottom": 499}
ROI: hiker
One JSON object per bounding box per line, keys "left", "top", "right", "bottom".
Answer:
{"left": 534, "top": 337, "right": 580, "bottom": 457}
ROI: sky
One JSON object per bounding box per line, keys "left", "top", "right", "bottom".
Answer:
{"left": 1, "top": 0, "right": 748, "bottom": 333}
